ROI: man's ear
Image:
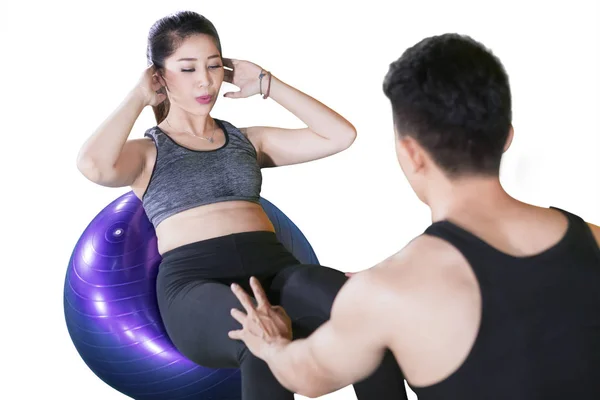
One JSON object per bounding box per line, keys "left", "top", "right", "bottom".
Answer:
{"left": 504, "top": 125, "right": 514, "bottom": 153}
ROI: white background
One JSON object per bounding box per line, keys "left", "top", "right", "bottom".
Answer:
{"left": 2, "top": 0, "right": 598, "bottom": 399}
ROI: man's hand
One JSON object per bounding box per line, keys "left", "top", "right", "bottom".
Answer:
{"left": 228, "top": 277, "right": 293, "bottom": 360}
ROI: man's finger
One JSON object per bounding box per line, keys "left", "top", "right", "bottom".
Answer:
{"left": 250, "top": 277, "right": 270, "bottom": 308}
{"left": 228, "top": 329, "right": 243, "bottom": 340}
{"left": 230, "top": 308, "right": 247, "bottom": 325}
{"left": 231, "top": 283, "right": 256, "bottom": 312}
{"left": 271, "top": 305, "right": 286, "bottom": 316}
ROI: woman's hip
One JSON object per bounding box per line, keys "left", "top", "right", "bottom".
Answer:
{"left": 157, "top": 230, "right": 300, "bottom": 287}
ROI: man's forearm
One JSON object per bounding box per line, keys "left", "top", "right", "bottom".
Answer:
{"left": 263, "top": 337, "right": 341, "bottom": 398}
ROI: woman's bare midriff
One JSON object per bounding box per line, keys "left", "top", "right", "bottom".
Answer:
{"left": 153, "top": 201, "right": 275, "bottom": 255}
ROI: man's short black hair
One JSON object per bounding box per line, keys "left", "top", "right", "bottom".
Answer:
{"left": 383, "top": 34, "right": 512, "bottom": 177}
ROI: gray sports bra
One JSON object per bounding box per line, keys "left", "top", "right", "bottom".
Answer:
{"left": 141, "top": 118, "right": 262, "bottom": 227}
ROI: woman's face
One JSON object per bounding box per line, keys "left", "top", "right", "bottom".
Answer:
{"left": 161, "top": 34, "right": 224, "bottom": 114}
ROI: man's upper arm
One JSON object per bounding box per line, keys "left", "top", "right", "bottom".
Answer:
{"left": 303, "top": 272, "right": 393, "bottom": 395}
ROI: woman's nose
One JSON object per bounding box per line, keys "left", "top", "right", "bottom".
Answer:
{"left": 196, "top": 69, "right": 211, "bottom": 88}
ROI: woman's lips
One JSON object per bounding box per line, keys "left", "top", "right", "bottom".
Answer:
{"left": 195, "top": 95, "right": 213, "bottom": 104}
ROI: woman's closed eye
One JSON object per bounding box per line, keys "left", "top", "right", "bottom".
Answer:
{"left": 181, "top": 65, "right": 223, "bottom": 72}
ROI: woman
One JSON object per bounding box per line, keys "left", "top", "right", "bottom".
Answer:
{"left": 77, "top": 11, "right": 406, "bottom": 400}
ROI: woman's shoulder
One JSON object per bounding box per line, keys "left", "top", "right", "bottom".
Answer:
{"left": 142, "top": 125, "right": 162, "bottom": 140}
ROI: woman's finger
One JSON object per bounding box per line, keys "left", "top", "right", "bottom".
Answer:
{"left": 224, "top": 91, "right": 244, "bottom": 99}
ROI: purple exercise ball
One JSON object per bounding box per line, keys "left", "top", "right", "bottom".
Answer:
{"left": 63, "top": 191, "right": 318, "bottom": 399}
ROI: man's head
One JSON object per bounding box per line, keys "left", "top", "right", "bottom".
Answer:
{"left": 383, "top": 34, "right": 513, "bottom": 204}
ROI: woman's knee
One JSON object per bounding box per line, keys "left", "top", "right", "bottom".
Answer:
{"left": 273, "top": 264, "right": 348, "bottom": 319}
{"left": 288, "top": 264, "right": 347, "bottom": 296}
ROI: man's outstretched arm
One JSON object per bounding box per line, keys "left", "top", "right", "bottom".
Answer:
{"left": 228, "top": 274, "right": 393, "bottom": 398}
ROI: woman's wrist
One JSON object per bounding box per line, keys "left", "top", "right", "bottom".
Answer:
{"left": 259, "top": 70, "right": 273, "bottom": 99}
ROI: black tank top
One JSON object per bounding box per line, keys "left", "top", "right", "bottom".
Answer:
{"left": 411, "top": 207, "right": 600, "bottom": 400}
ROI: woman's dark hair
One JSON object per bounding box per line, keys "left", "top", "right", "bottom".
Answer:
{"left": 147, "top": 11, "right": 222, "bottom": 124}
{"left": 383, "top": 34, "right": 512, "bottom": 177}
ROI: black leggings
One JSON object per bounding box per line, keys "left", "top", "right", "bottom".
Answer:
{"left": 157, "top": 231, "right": 407, "bottom": 400}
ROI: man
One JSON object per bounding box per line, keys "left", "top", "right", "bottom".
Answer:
{"left": 227, "top": 34, "right": 600, "bottom": 399}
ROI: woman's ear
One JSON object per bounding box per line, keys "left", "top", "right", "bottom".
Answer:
{"left": 155, "top": 70, "right": 168, "bottom": 91}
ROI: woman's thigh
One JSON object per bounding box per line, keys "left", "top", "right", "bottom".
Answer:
{"left": 157, "top": 278, "right": 251, "bottom": 369}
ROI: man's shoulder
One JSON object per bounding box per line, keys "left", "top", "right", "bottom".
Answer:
{"left": 370, "top": 234, "right": 466, "bottom": 285}
{"left": 355, "top": 233, "right": 479, "bottom": 329}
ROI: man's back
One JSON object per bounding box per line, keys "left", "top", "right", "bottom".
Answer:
{"left": 375, "top": 203, "right": 600, "bottom": 399}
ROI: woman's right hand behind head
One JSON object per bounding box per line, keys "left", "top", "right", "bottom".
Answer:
{"left": 135, "top": 64, "right": 167, "bottom": 107}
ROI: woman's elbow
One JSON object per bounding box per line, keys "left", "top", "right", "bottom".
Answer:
{"left": 76, "top": 154, "right": 101, "bottom": 182}
{"left": 337, "top": 126, "right": 357, "bottom": 151}
{"left": 76, "top": 153, "right": 114, "bottom": 185}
